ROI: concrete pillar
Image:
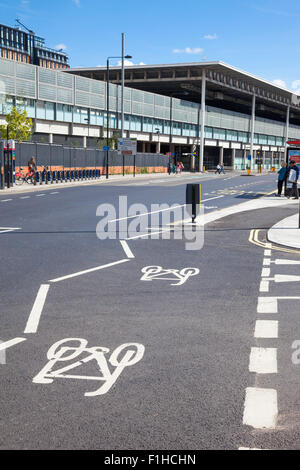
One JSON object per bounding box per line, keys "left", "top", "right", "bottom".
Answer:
{"left": 271, "top": 151, "right": 274, "bottom": 169}
{"left": 262, "top": 150, "right": 265, "bottom": 169}
{"left": 156, "top": 141, "right": 160, "bottom": 154}
{"left": 83, "top": 136, "right": 87, "bottom": 148}
{"left": 49, "top": 133, "right": 53, "bottom": 144}
{"left": 231, "top": 148, "right": 236, "bottom": 169}
{"left": 200, "top": 68, "right": 206, "bottom": 172}
{"left": 142, "top": 142, "right": 146, "bottom": 153}
{"left": 219, "top": 147, "right": 224, "bottom": 166}
{"left": 250, "top": 94, "right": 256, "bottom": 170}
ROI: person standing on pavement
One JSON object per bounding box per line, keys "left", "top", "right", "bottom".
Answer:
{"left": 287, "top": 160, "right": 299, "bottom": 199}
{"left": 276, "top": 161, "right": 287, "bottom": 197}
{"left": 215, "top": 164, "right": 221, "bottom": 174}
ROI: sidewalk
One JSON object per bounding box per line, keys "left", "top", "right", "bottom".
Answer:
{"left": 268, "top": 212, "right": 300, "bottom": 249}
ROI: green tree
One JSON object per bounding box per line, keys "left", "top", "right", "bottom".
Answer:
{"left": 0, "top": 106, "right": 33, "bottom": 142}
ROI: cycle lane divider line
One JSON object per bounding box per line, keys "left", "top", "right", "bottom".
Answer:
{"left": 49, "top": 259, "right": 130, "bottom": 283}
{"left": 120, "top": 240, "right": 135, "bottom": 259}
{"left": 24, "top": 284, "right": 50, "bottom": 334}
{"left": 0, "top": 337, "right": 27, "bottom": 352}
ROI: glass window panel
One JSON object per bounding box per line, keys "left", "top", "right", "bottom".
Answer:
{"left": 226, "top": 130, "right": 238, "bottom": 141}
{"left": 258, "top": 134, "right": 268, "bottom": 145}
{"left": 36, "top": 101, "right": 46, "bottom": 119}
{"left": 205, "top": 126, "right": 213, "bottom": 139}
{"left": 57, "top": 103, "right": 64, "bottom": 121}
{"left": 45, "top": 101, "right": 54, "bottom": 120}
{"left": 213, "top": 128, "right": 226, "bottom": 140}
{"left": 268, "top": 135, "right": 276, "bottom": 146}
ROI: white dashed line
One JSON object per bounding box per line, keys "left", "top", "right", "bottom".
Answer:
{"left": 249, "top": 347, "right": 277, "bottom": 374}
{"left": 120, "top": 240, "right": 135, "bottom": 259}
{"left": 24, "top": 284, "right": 50, "bottom": 334}
{"left": 49, "top": 259, "right": 129, "bottom": 283}
{"left": 243, "top": 387, "right": 278, "bottom": 429}
{"left": 254, "top": 320, "right": 278, "bottom": 338}
{"left": 36, "top": 194, "right": 46, "bottom": 197}
{"left": 1, "top": 199, "right": 12, "bottom": 202}
{"left": 20, "top": 196, "right": 30, "bottom": 199}
{"left": 0, "top": 337, "right": 27, "bottom": 352}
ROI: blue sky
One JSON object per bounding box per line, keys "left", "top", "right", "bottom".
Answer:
{"left": 2, "top": 0, "right": 300, "bottom": 92}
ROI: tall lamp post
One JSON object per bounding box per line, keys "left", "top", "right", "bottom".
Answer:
{"left": 155, "top": 127, "right": 160, "bottom": 153}
{"left": 106, "top": 54, "right": 132, "bottom": 179}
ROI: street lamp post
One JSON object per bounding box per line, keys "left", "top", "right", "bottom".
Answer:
{"left": 106, "top": 54, "right": 132, "bottom": 179}
{"left": 155, "top": 127, "right": 160, "bottom": 153}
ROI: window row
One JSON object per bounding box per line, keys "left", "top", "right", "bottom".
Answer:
{"left": 0, "top": 98, "right": 287, "bottom": 146}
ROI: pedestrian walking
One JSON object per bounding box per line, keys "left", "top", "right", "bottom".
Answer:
{"left": 287, "top": 160, "right": 299, "bottom": 200}
{"left": 215, "top": 164, "right": 221, "bottom": 174}
{"left": 220, "top": 164, "right": 225, "bottom": 174}
{"left": 275, "top": 161, "right": 287, "bottom": 197}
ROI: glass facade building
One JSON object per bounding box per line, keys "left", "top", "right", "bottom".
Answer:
{"left": 0, "top": 57, "right": 298, "bottom": 168}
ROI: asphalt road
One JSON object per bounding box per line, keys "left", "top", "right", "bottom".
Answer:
{"left": 1, "top": 172, "right": 300, "bottom": 450}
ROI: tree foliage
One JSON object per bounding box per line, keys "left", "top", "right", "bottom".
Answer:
{"left": 0, "top": 106, "right": 33, "bottom": 142}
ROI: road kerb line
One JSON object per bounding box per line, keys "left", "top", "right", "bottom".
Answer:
{"left": 243, "top": 387, "right": 278, "bottom": 429}
{"left": 120, "top": 240, "right": 135, "bottom": 258}
{"left": 24, "top": 284, "right": 50, "bottom": 334}
{"left": 49, "top": 259, "right": 129, "bottom": 283}
{"left": 0, "top": 337, "right": 27, "bottom": 351}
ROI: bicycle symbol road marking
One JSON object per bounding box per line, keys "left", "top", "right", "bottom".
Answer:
{"left": 140, "top": 266, "right": 200, "bottom": 286}
{"left": 33, "top": 338, "right": 145, "bottom": 397}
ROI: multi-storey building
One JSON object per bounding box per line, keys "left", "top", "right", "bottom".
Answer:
{"left": 1, "top": 56, "right": 300, "bottom": 169}
{"left": 0, "top": 23, "right": 69, "bottom": 69}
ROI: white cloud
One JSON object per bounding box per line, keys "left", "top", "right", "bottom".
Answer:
{"left": 204, "top": 33, "right": 217, "bottom": 40}
{"left": 117, "top": 60, "right": 145, "bottom": 66}
{"left": 272, "top": 79, "right": 287, "bottom": 88}
{"left": 72, "top": 0, "right": 80, "bottom": 6}
{"left": 55, "top": 43, "right": 67, "bottom": 51}
{"left": 173, "top": 47, "right": 203, "bottom": 54}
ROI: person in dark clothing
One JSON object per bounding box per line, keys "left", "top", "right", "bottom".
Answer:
{"left": 287, "top": 160, "right": 299, "bottom": 199}
{"left": 276, "top": 161, "right": 287, "bottom": 197}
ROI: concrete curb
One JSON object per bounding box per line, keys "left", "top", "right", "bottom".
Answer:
{"left": 267, "top": 213, "right": 300, "bottom": 249}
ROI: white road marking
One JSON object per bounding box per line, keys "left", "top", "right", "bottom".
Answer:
{"left": 273, "top": 274, "right": 300, "bottom": 283}
{"left": 120, "top": 240, "right": 135, "bottom": 258}
{"left": 257, "top": 297, "right": 278, "bottom": 313}
{"left": 49, "top": 259, "right": 129, "bottom": 283}
{"left": 0, "top": 337, "right": 27, "bottom": 352}
{"left": 0, "top": 227, "right": 21, "bottom": 234}
{"left": 109, "top": 204, "right": 185, "bottom": 223}
{"left": 263, "top": 258, "right": 271, "bottom": 266}
{"left": 249, "top": 347, "right": 277, "bottom": 374}
{"left": 32, "top": 338, "right": 145, "bottom": 397}
{"left": 264, "top": 250, "right": 272, "bottom": 256}
{"left": 259, "top": 280, "right": 269, "bottom": 292}
{"left": 254, "top": 320, "right": 278, "bottom": 338}
{"left": 261, "top": 268, "right": 270, "bottom": 277}
{"left": 243, "top": 387, "right": 277, "bottom": 429}
{"left": 257, "top": 296, "right": 300, "bottom": 313}
{"left": 1, "top": 199, "right": 12, "bottom": 202}
{"left": 50, "top": 192, "right": 59, "bottom": 195}
{"left": 126, "top": 228, "right": 172, "bottom": 240}
{"left": 36, "top": 194, "right": 46, "bottom": 197}
{"left": 273, "top": 259, "right": 300, "bottom": 265}
{"left": 24, "top": 284, "right": 50, "bottom": 334}
{"left": 20, "top": 196, "right": 30, "bottom": 199}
